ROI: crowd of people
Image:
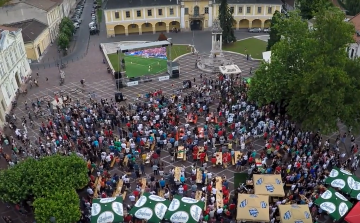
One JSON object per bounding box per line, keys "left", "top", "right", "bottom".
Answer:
{"left": 0, "top": 68, "right": 359, "bottom": 223}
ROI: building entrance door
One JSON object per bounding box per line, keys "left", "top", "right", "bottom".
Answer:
{"left": 190, "top": 20, "right": 203, "bottom": 31}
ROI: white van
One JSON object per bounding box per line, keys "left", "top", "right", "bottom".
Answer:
{"left": 89, "top": 22, "right": 95, "bottom": 28}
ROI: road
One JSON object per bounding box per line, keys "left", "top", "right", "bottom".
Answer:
{"left": 30, "top": 3, "right": 265, "bottom": 69}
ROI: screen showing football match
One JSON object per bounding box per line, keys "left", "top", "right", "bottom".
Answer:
{"left": 123, "top": 47, "right": 168, "bottom": 77}
{"left": 125, "top": 47, "right": 167, "bottom": 60}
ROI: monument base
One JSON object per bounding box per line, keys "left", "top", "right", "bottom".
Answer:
{"left": 197, "top": 52, "right": 234, "bottom": 73}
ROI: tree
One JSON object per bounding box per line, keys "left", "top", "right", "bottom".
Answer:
{"left": 218, "top": 0, "right": 236, "bottom": 44}
{"left": 0, "top": 155, "right": 88, "bottom": 223}
{"left": 61, "top": 26, "right": 73, "bottom": 39}
{"left": 158, "top": 32, "right": 167, "bottom": 41}
{"left": 297, "top": 0, "right": 333, "bottom": 19}
{"left": 60, "top": 17, "right": 75, "bottom": 34}
{"left": 266, "top": 10, "right": 283, "bottom": 51}
{"left": 58, "top": 33, "right": 70, "bottom": 50}
{"left": 33, "top": 189, "right": 81, "bottom": 223}
{"left": 345, "top": 0, "right": 360, "bottom": 16}
{"left": 248, "top": 8, "right": 360, "bottom": 134}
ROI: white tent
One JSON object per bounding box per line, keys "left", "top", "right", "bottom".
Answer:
{"left": 262, "top": 51, "right": 271, "bottom": 63}
{"left": 219, "top": 65, "right": 241, "bottom": 75}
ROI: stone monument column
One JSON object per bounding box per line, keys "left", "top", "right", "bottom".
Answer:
{"left": 210, "top": 19, "right": 223, "bottom": 58}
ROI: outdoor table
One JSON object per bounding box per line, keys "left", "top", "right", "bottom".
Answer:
{"left": 232, "top": 151, "right": 242, "bottom": 165}
{"left": 158, "top": 190, "right": 165, "bottom": 198}
{"left": 195, "top": 191, "right": 202, "bottom": 201}
{"left": 215, "top": 177, "right": 224, "bottom": 209}
{"left": 177, "top": 146, "right": 185, "bottom": 160}
{"left": 113, "top": 179, "right": 124, "bottom": 197}
{"left": 174, "top": 167, "right": 181, "bottom": 182}
{"left": 141, "top": 178, "right": 147, "bottom": 194}
{"left": 196, "top": 168, "right": 202, "bottom": 183}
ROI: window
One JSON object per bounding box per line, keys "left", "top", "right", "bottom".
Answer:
{"left": 158, "top": 9, "right": 162, "bottom": 16}
{"left": 230, "top": 7, "right": 234, "bottom": 14}
{"left": 148, "top": 9, "right": 152, "bottom": 16}
{"left": 137, "top": 10, "right": 141, "bottom": 17}
{"left": 258, "top": 7, "right": 262, "bottom": 13}
{"left": 158, "top": 22, "right": 163, "bottom": 26}
{"left": 5, "top": 85, "right": 11, "bottom": 99}
{"left": 172, "top": 21, "right": 177, "bottom": 25}
{"left": 4, "top": 54, "right": 10, "bottom": 70}
{"left": 238, "top": 7, "right": 243, "bottom": 13}
{"left": 115, "top": 12, "right": 119, "bottom": 18}
{"left": 184, "top": 8, "right": 189, "bottom": 15}
{"left": 17, "top": 43, "right": 24, "bottom": 55}
{"left": 22, "top": 61, "right": 27, "bottom": 72}
{"left": 0, "top": 62, "right": 4, "bottom": 77}
{"left": 125, "top": 11, "right": 130, "bottom": 18}
{"left": 14, "top": 47, "right": 19, "bottom": 60}
{"left": 145, "top": 23, "right": 150, "bottom": 27}
{"left": 205, "top": 7, "right": 209, "bottom": 14}
{"left": 10, "top": 52, "right": 15, "bottom": 64}
{"left": 170, "top": 8, "right": 174, "bottom": 15}
{"left": 131, "top": 24, "right": 136, "bottom": 28}
{"left": 268, "top": 7, "right": 272, "bottom": 14}
{"left": 246, "top": 7, "right": 251, "bottom": 13}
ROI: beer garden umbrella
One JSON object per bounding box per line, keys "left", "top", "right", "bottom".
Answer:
{"left": 324, "top": 167, "right": 360, "bottom": 195}
{"left": 128, "top": 192, "right": 170, "bottom": 223}
{"left": 91, "top": 197, "right": 124, "bottom": 223}
{"left": 164, "top": 195, "right": 205, "bottom": 223}
{"left": 314, "top": 188, "right": 353, "bottom": 221}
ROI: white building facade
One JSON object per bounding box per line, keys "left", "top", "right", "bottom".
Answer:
{"left": 0, "top": 28, "right": 31, "bottom": 126}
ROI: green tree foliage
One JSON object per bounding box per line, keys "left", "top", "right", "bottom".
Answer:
{"left": 58, "top": 33, "right": 70, "bottom": 50}
{"left": 218, "top": 0, "right": 236, "bottom": 44}
{"left": 158, "top": 32, "right": 167, "bottom": 41}
{"left": 266, "top": 10, "right": 283, "bottom": 51}
{"left": 0, "top": 155, "right": 88, "bottom": 222}
{"left": 60, "top": 17, "right": 75, "bottom": 34}
{"left": 248, "top": 8, "right": 360, "bottom": 134}
{"left": 33, "top": 189, "right": 81, "bottom": 223}
{"left": 345, "top": 0, "right": 360, "bottom": 16}
{"left": 297, "top": 0, "right": 334, "bottom": 19}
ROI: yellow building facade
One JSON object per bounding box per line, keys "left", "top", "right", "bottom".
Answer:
{"left": 4, "top": 19, "right": 51, "bottom": 62}
{"left": 104, "top": 0, "right": 282, "bottom": 37}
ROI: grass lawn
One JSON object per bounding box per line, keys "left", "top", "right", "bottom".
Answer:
{"left": 107, "top": 45, "right": 190, "bottom": 78}
{"left": 223, "top": 38, "right": 267, "bottom": 59}
{"left": 97, "top": 9, "right": 102, "bottom": 22}
{"left": 234, "top": 173, "right": 248, "bottom": 189}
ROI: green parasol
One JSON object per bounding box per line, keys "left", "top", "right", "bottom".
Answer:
{"left": 91, "top": 197, "right": 124, "bottom": 223}
{"left": 129, "top": 192, "right": 170, "bottom": 223}
{"left": 314, "top": 187, "right": 352, "bottom": 221}
{"left": 164, "top": 195, "right": 205, "bottom": 223}
{"left": 324, "top": 167, "right": 360, "bottom": 195}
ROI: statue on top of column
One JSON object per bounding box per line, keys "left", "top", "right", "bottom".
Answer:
{"left": 211, "top": 19, "right": 222, "bottom": 33}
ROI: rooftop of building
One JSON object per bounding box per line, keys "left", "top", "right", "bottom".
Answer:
{"left": 349, "top": 13, "right": 360, "bottom": 42}
{"left": 4, "top": 19, "right": 48, "bottom": 43}
{"left": 105, "top": 0, "right": 283, "bottom": 10}
{"left": 10, "top": 0, "right": 61, "bottom": 11}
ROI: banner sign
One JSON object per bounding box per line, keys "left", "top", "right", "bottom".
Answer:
{"left": 127, "top": 81, "right": 139, "bottom": 86}
{"left": 158, "top": 76, "right": 170, "bottom": 81}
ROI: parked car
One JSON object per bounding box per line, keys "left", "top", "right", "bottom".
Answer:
{"left": 248, "top": 28, "right": 262, "bottom": 33}
{"left": 73, "top": 22, "right": 80, "bottom": 29}
{"left": 263, "top": 28, "right": 270, "bottom": 33}
{"left": 89, "top": 21, "right": 96, "bottom": 28}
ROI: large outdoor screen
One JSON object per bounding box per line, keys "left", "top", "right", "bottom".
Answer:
{"left": 125, "top": 47, "right": 167, "bottom": 60}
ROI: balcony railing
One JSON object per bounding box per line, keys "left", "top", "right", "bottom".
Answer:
{"left": 189, "top": 14, "right": 205, "bottom": 19}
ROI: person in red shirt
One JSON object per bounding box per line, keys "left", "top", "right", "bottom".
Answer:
{"left": 248, "top": 156, "right": 253, "bottom": 163}
{"left": 200, "top": 152, "right": 206, "bottom": 164}
{"left": 124, "top": 214, "right": 132, "bottom": 222}
{"left": 133, "top": 190, "right": 139, "bottom": 198}
{"left": 207, "top": 184, "right": 212, "bottom": 193}
{"left": 211, "top": 156, "right": 217, "bottom": 166}
{"left": 183, "top": 184, "right": 188, "bottom": 196}
{"left": 126, "top": 122, "right": 131, "bottom": 128}
{"left": 223, "top": 189, "right": 229, "bottom": 198}
{"left": 229, "top": 203, "right": 236, "bottom": 211}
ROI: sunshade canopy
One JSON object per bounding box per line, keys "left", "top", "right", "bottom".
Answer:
{"left": 253, "top": 174, "right": 285, "bottom": 197}
{"left": 278, "top": 204, "right": 312, "bottom": 223}
{"left": 236, "top": 194, "right": 270, "bottom": 222}
{"left": 345, "top": 201, "right": 360, "bottom": 223}
{"left": 129, "top": 192, "right": 170, "bottom": 223}
{"left": 91, "top": 197, "right": 124, "bottom": 223}
{"left": 314, "top": 187, "right": 353, "bottom": 221}
{"left": 164, "top": 195, "right": 205, "bottom": 223}
{"left": 325, "top": 168, "right": 360, "bottom": 195}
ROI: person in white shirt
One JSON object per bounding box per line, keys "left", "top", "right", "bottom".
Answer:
{"left": 87, "top": 187, "right": 94, "bottom": 195}
{"left": 129, "top": 194, "right": 136, "bottom": 203}
{"left": 211, "top": 187, "right": 217, "bottom": 195}
{"left": 178, "top": 185, "right": 184, "bottom": 195}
